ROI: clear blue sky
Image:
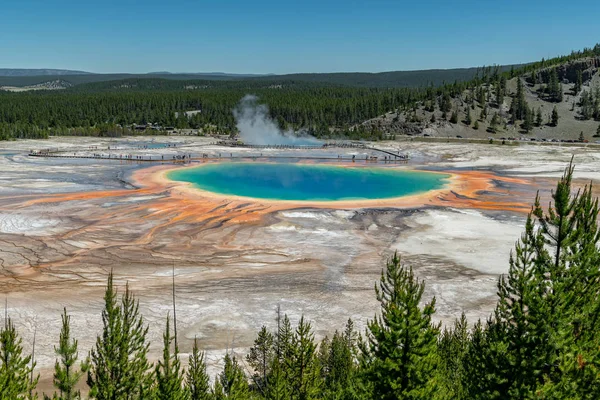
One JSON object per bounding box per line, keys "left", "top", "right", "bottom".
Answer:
{"left": 1, "top": 0, "right": 599, "bottom": 74}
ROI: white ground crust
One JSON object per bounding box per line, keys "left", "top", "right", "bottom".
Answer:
{"left": 395, "top": 208, "right": 524, "bottom": 275}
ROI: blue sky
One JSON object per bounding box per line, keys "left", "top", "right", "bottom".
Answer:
{"left": 1, "top": 0, "right": 599, "bottom": 74}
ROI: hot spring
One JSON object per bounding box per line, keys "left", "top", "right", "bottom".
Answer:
{"left": 167, "top": 163, "right": 449, "bottom": 201}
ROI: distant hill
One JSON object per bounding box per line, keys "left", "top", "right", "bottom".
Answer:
{"left": 147, "top": 71, "right": 270, "bottom": 77}
{"left": 0, "top": 65, "right": 524, "bottom": 89}
{"left": 0, "top": 68, "right": 92, "bottom": 77}
{"left": 251, "top": 66, "right": 524, "bottom": 88}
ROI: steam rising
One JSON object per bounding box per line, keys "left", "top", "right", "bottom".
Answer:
{"left": 233, "top": 95, "right": 321, "bottom": 146}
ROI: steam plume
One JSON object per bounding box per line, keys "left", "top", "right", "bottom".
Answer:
{"left": 233, "top": 95, "right": 321, "bottom": 145}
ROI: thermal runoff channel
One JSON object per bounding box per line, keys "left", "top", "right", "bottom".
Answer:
{"left": 167, "top": 163, "right": 449, "bottom": 201}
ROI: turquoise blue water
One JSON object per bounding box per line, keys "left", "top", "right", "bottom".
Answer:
{"left": 167, "top": 163, "right": 449, "bottom": 201}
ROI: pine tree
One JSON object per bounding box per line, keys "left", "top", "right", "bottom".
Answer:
{"left": 85, "top": 273, "right": 154, "bottom": 400}
{"left": 440, "top": 92, "right": 452, "bottom": 113}
{"left": 473, "top": 120, "right": 479, "bottom": 130}
{"left": 551, "top": 106, "right": 559, "bottom": 126}
{"left": 286, "top": 317, "right": 322, "bottom": 400}
{"left": 246, "top": 326, "right": 274, "bottom": 394}
{"left": 437, "top": 314, "right": 469, "bottom": 400}
{"left": 464, "top": 109, "right": 472, "bottom": 126}
{"left": 558, "top": 83, "right": 564, "bottom": 102}
{"left": 509, "top": 98, "right": 517, "bottom": 125}
{"left": 531, "top": 162, "right": 600, "bottom": 396}
{"left": 450, "top": 110, "right": 458, "bottom": 124}
{"left": 47, "top": 308, "right": 82, "bottom": 400}
{"left": 463, "top": 319, "right": 506, "bottom": 399}
{"left": 486, "top": 212, "right": 553, "bottom": 397}
{"left": 476, "top": 162, "right": 600, "bottom": 397}
{"left": 514, "top": 78, "right": 527, "bottom": 120}
{"left": 496, "top": 77, "right": 505, "bottom": 107}
{"left": 535, "top": 108, "right": 543, "bottom": 127}
{"left": 320, "top": 319, "right": 359, "bottom": 399}
{"left": 548, "top": 68, "right": 562, "bottom": 102}
{"left": 265, "top": 358, "right": 289, "bottom": 400}
{"left": 595, "top": 124, "right": 600, "bottom": 137}
{"left": 155, "top": 316, "right": 188, "bottom": 400}
{"left": 266, "top": 311, "right": 293, "bottom": 400}
{"left": 187, "top": 338, "right": 211, "bottom": 400}
{"left": 218, "top": 353, "right": 250, "bottom": 399}
{"left": 479, "top": 106, "right": 486, "bottom": 121}
{"left": 212, "top": 379, "right": 226, "bottom": 400}
{"left": 361, "top": 253, "right": 439, "bottom": 399}
{"left": 522, "top": 107, "right": 534, "bottom": 133}
{"left": 574, "top": 70, "right": 583, "bottom": 94}
{"left": 541, "top": 179, "right": 600, "bottom": 398}
{"left": 530, "top": 70, "right": 537, "bottom": 85}
{"left": 477, "top": 87, "right": 485, "bottom": 105}
{"left": 0, "top": 317, "right": 38, "bottom": 399}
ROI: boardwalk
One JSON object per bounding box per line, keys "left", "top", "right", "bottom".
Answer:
{"left": 28, "top": 142, "right": 409, "bottom": 163}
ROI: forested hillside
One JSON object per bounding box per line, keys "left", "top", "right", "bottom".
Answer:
{"left": 1, "top": 164, "right": 600, "bottom": 399}
{"left": 363, "top": 45, "right": 600, "bottom": 141}
{"left": 1, "top": 44, "right": 599, "bottom": 141}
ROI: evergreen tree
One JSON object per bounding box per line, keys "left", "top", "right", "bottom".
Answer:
{"left": 320, "top": 319, "right": 360, "bottom": 399}
{"left": 531, "top": 163, "right": 600, "bottom": 396}
{"left": 574, "top": 70, "right": 583, "bottom": 94}
{"left": 265, "top": 358, "right": 289, "bottom": 400}
{"left": 246, "top": 326, "right": 274, "bottom": 395}
{"left": 548, "top": 68, "right": 562, "bottom": 102}
{"left": 85, "top": 273, "right": 154, "bottom": 400}
{"left": 535, "top": 108, "right": 543, "bottom": 127}
{"left": 218, "top": 353, "right": 250, "bottom": 399}
{"left": 522, "top": 107, "right": 534, "bottom": 133}
{"left": 464, "top": 109, "right": 472, "bottom": 126}
{"left": 477, "top": 87, "right": 485, "bottom": 105}
{"left": 509, "top": 98, "right": 517, "bottom": 124}
{"left": 0, "top": 317, "right": 38, "bottom": 399}
{"left": 265, "top": 312, "right": 293, "bottom": 400}
{"left": 558, "top": 83, "right": 564, "bottom": 102}
{"left": 47, "top": 308, "right": 82, "bottom": 400}
{"left": 514, "top": 78, "right": 528, "bottom": 120}
{"left": 477, "top": 162, "right": 600, "bottom": 397}
{"left": 479, "top": 105, "right": 487, "bottom": 121}
{"left": 538, "top": 178, "right": 600, "bottom": 398}
{"left": 187, "top": 338, "right": 211, "bottom": 400}
{"left": 155, "top": 316, "right": 188, "bottom": 400}
{"left": 286, "top": 317, "right": 322, "bottom": 400}
{"left": 580, "top": 90, "right": 594, "bottom": 119}
{"left": 473, "top": 120, "right": 479, "bottom": 130}
{"left": 551, "top": 106, "right": 559, "bottom": 126}
{"left": 485, "top": 212, "right": 553, "bottom": 397}
{"left": 449, "top": 110, "right": 458, "bottom": 124}
{"left": 212, "top": 379, "right": 226, "bottom": 400}
{"left": 361, "top": 253, "right": 439, "bottom": 399}
{"left": 530, "top": 70, "right": 537, "bottom": 85}
{"left": 440, "top": 92, "right": 452, "bottom": 113}
{"left": 463, "top": 319, "right": 506, "bottom": 399}
{"left": 437, "top": 314, "right": 469, "bottom": 400}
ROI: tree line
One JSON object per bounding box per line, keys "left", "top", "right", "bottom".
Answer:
{"left": 1, "top": 44, "right": 598, "bottom": 142}
{"left": 1, "top": 162, "right": 599, "bottom": 399}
